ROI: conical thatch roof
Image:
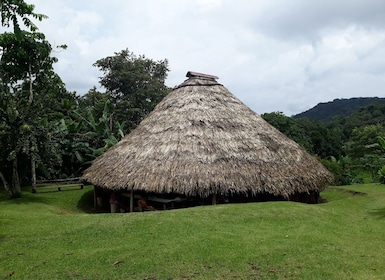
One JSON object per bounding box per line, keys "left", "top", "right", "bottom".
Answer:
{"left": 82, "top": 71, "right": 333, "bottom": 199}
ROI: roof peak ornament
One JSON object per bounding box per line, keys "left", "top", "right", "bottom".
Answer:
{"left": 186, "top": 71, "right": 219, "bottom": 80}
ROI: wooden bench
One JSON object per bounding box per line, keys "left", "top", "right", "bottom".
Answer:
{"left": 32, "top": 178, "right": 84, "bottom": 193}
{"left": 148, "top": 196, "right": 187, "bottom": 210}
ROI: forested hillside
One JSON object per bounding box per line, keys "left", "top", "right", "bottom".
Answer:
{"left": 293, "top": 97, "right": 385, "bottom": 121}
{"left": 263, "top": 102, "right": 385, "bottom": 185}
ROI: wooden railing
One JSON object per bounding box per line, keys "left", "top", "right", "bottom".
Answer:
{"left": 32, "top": 177, "right": 83, "bottom": 193}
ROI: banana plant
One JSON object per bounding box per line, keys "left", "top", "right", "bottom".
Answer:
{"left": 73, "top": 99, "right": 126, "bottom": 161}
{"left": 377, "top": 136, "right": 385, "bottom": 151}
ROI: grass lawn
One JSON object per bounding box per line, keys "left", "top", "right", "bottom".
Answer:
{"left": 1, "top": 184, "right": 385, "bottom": 279}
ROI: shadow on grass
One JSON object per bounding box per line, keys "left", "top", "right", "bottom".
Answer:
{"left": 1, "top": 186, "right": 108, "bottom": 214}
{"left": 0, "top": 189, "right": 50, "bottom": 205}
{"left": 369, "top": 207, "right": 385, "bottom": 219}
{"left": 76, "top": 188, "right": 109, "bottom": 214}
{"left": 77, "top": 189, "right": 94, "bottom": 213}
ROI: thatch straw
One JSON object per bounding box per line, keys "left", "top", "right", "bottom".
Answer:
{"left": 82, "top": 72, "right": 333, "bottom": 198}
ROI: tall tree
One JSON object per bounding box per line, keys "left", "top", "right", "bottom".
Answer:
{"left": 1, "top": 0, "right": 47, "bottom": 35}
{"left": 345, "top": 124, "right": 385, "bottom": 160}
{"left": 0, "top": 0, "right": 67, "bottom": 197}
{"left": 93, "top": 49, "right": 171, "bottom": 132}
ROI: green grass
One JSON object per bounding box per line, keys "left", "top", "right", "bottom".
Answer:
{"left": 1, "top": 184, "right": 385, "bottom": 279}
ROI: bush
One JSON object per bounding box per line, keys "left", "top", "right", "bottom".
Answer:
{"left": 321, "top": 158, "right": 352, "bottom": 185}
{"left": 378, "top": 166, "right": 385, "bottom": 184}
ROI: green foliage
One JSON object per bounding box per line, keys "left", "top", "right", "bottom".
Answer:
{"left": 262, "top": 112, "right": 312, "bottom": 151}
{"left": 360, "top": 154, "right": 385, "bottom": 183}
{"left": 78, "top": 87, "right": 109, "bottom": 122}
{"left": 377, "top": 166, "right": 385, "bottom": 184}
{"left": 74, "top": 99, "right": 126, "bottom": 157}
{"left": 321, "top": 156, "right": 352, "bottom": 185}
{"left": 0, "top": 0, "right": 69, "bottom": 196}
{"left": 0, "top": 3, "right": 173, "bottom": 191}
{"left": 0, "top": 31, "right": 54, "bottom": 85}
{"left": 345, "top": 124, "right": 385, "bottom": 159}
{"left": 377, "top": 136, "right": 385, "bottom": 151}
{"left": 376, "top": 137, "right": 385, "bottom": 184}
{"left": 266, "top": 104, "right": 385, "bottom": 184}
{"left": 262, "top": 112, "right": 343, "bottom": 158}
{"left": 327, "top": 103, "right": 385, "bottom": 142}
{"left": 0, "top": 0, "right": 47, "bottom": 36}
{"left": 93, "top": 49, "right": 171, "bottom": 131}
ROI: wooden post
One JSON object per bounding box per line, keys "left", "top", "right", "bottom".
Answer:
{"left": 93, "top": 186, "right": 97, "bottom": 209}
{"left": 129, "top": 189, "right": 134, "bottom": 212}
{"left": 212, "top": 193, "right": 217, "bottom": 205}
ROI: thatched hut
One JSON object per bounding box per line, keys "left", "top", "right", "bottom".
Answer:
{"left": 82, "top": 71, "right": 333, "bottom": 210}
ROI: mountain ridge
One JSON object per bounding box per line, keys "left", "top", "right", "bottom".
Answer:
{"left": 293, "top": 97, "right": 385, "bottom": 121}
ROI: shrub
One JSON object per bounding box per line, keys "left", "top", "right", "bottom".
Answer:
{"left": 321, "top": 158, "right": 352, "bottom": 185}
{"left": 378, "top": 166, "right": 385, "bottom": 184}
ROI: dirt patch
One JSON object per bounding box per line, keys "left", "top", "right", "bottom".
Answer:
{"left": 344, "top": 190, "right": 367, "bottom": 196}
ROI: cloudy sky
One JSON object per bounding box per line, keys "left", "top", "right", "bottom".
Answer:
{"left": 25, "top": 0, "right": 385, "bottom": 116}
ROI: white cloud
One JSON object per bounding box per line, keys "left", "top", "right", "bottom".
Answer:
{"left": 29, "top": 0, "right": 385, "bottom": 116}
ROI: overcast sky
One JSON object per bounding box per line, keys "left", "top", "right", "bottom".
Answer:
{"left": 23, "top": 0, "right": 385, "bottom": 116}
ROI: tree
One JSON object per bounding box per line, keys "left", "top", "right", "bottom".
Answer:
{"left": 346, "top": 124, "right": 385, "bottom": 160}
{"left": 93, "top": 49, "right": 171, "bottom": 132}
{"left": 261, "top": 112, "right": 343, "bottom": 158}
{"left": 1, "top": 0, "right": 47, "bottom": 36}
{"left": 321, "top": 155, "right": 352, "bottom": 185}
{"left": 297, "top": 118, "right": 343, "bottom": 158}
{"left": 79, "top": 87, "right": 110, "bottom": 123}
{"left": 344, "top": 124, "right": 385, "bottom": 182}
{"left": 0, "top": 0, "right": 68, "bottom": 197}
{"left": 261, "top": 112, "right": 313, "bottom": 151}
{"left": 376, "top": 136, "right": 385, "bottom": 184}
{"left": 75, "top": 99, "right": 126, "bottom": 157}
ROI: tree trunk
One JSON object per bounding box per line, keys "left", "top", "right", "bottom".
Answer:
{"left": 28, "top": 62, "right": 33, "bottom": 104}
{"left": 0, "top": 171, "right": 10, "bottom": 194}
{"left": 11, "top": 156, "right": 21, "bottom": 198}
{"left": 31, "top": 157, "right": 36, "bottom": 191}
{"left": 109, "top": 112, "right": 114, "bottom": 132}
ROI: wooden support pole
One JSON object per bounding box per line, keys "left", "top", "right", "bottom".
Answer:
{"left": 130, "top": 189, "right": 134, "bottom": 213}
{"left": 212, "top": 193, "right": 217, "bottom": 205}
{"left": 93, "top": 186, "right": 97, "bottom": 209}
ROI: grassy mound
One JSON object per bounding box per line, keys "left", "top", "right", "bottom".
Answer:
{"left": 1, "top": 184, "right": 385, "bottom": 279}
